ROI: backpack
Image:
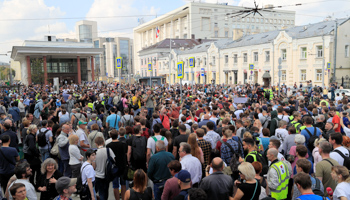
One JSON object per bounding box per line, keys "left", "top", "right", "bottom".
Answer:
{"left": 77, "top": 164, "right": 91, "bottom": 195}
{"left": 220, "top": 139, "right": 242, "bottom": 174}
{"left": 122, "top": 115, "right": 133, "bottom": 127}
{"left": 333, "top": 149, "right": 350, "bottom": 170}
{"left": 105, "top": 147, "right": 118, "bottom": 182}
{"left": 116, "top": 98, "right": 124, "bottom": 112}
{"left": 73, "top": 113, "right": 86, "bottom": 129}
{"left": 29, "top": 102, "right": 36, "bottom": 114}
{"left": 305, "top": 127, "right": 318, "bottom": 151}
{"left": 264, "top": 90, "right": 270, "bottom": 99}
{"left": 248, "top": 151, "right": 269, "bottom": 175}
{"left": 151, "top": 136, "right": 165, "bottom": 155}
{"left": 131, "top": 136, "right": 147, "bottom": 161}
{"left": 312, "top": 177, "right": 325, "bottom": 196}
{"left": 37, "top": 129, "right": 50, "bottom": 147}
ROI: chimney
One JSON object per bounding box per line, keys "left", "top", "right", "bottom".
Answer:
{"left": 191, "top": 34, "right": 195, "bottom": 39}
{"left": 232, "top": 29, "right": 243, "bottom": 40}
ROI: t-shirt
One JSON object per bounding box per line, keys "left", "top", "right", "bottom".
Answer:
{"left": 296, "top": 194, "right": 330, "bottom": 200}
{"left": 276, "top": 129, "right": 289, "bottom": 153}
{"left": 95, "top": 147, "right": 115, "bottom": 179}
{"left": 81, "top": 162, "right": 95, "bottom": 184}
{"left": 147, "top": 135, "right": 168, "bottom": 156}
{"left": 106, "top": 114, "right": 121, "bottom": 130}
{"left": 332, "top": 114, "right": 341, "bottom": 132}
{"left": 315, "top": 158, "right": 339, "bottom": 194}
{"left": 333, "top": 182, "right": 350, "bottom": 200}
{"left": 36, "top": 128, "right": 53, "bottom": 149}
{"left": 0, "top": 146, "right": 18, "bottom": 174}
{"left": 330, "top": 146, "right": 350, "bottom": 166}
{"left": 173, "top": 134, "right": 189, "bottom": 159}
{"left": 237, "top": 181, "right": 261, "bottom": 200}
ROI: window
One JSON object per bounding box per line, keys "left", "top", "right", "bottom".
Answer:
{"left": 254, "top": 52, "right": 258, "bottom": 62}
{"left": 234, "top": 54, "right": 238, "bottom": 63}
{"left": 214, "top": 22, "right": 218, "bottom": 28}
{"left": 215, "top": 31, "right": 218, "bottom": 37}
{"left": 301, "top": 47, "right": 307, "bottom": 59}
{"left": 281, "top": 70, "right": 286, "bottom": 81}
{"left": 225, "top": 31, "right": 228, "bottom": 38}
{"left": 154, "top": 69, "right": 157, "bottom": 76}
{"left": 212, "top": 56, "right": 216, "bottom": 65}
{"left": 204, "top": 57, "right": 207, "bottom": 65}
{"left": 265, "top": 51, "right": 270, "bottom": 62}
{"left": 141, "top": 59, "right": 143, "bottom": 65}
{"left": 225, "top": 55, "right": 229, "bottom": 64}
{"left": 243, "top": 53, "right": 247, "bottom": 63}
{"left": 317, "top": 46, "right": 323, "bottom": 58}
{"left": 252, "top": 18, "right": 255, "bottom": 22}
{"left": 247, "top": 18, "right": 250, "bottom": 22}
{"left": 300, "top": 69, "right": 307, "bottom": 81}
{"left": 316, "top": 69, "right": 322, "bottom": 81}
{"left": 281, "top": 49, "right": 287, "bottom": 60}
{"left": 183, "top": 34, "right": 187, "bottom": 39}
{"left": 202, "top": 17, "right": 210, "bottom": 31}
{"left": 346, "top": 45, "right": 349, "bottom": 57}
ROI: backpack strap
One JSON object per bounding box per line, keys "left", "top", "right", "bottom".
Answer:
{"left": 152, "top": 136, "right": 158, "bottom": 142}
{"left": 333, "top": 149, "right": 348, "bottom": 160}
{"left": 305, "top": 128, "right": 316, "bottom": 137}
{"left": 323, "top": 159, "right": 334, "bottom": 166}
{"left": 161, "top": 136, "right": 165, "bottom": 141}
{"left": 315, "top": 177, "right": 320, "bottom": 190}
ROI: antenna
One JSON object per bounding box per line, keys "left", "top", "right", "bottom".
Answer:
{"left": 48, "top": 25, "right": 50, "bottom": 34}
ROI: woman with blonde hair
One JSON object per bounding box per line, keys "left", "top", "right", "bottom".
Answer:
{"left": 125, "top": 169, "right": 153, "bottom": 200}
{"left": 233, "top": 162, "right": 261, "bottom": 200}
{"left": 253, "top": 119, "right": 263, "bottom": 135}
{"left": 331, "top": 166, "right": 350, "bottom": 199}
{"left": 187, "top": 133, "right": 204, "bottom": 164}
{"left": 68, "top": 134, "right": 83, "bottom": 182}
{"left": 37, "top": 158, "right": 62, "bottom": 200}
{"left": 312, "top": 137, "right": 326, "bottom": 173}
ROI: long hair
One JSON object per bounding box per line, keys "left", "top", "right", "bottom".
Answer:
{"left": 187, "top": 133, "right": 200, "bottom": 161}
{"left": 133, "top": 169, "right": 147, "bottom": 193}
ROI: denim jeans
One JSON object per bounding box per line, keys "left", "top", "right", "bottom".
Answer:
{"left": 153, "top": 180, "right": 166, "bottom": 200}
{"left": 62, "top": 160, "right": 72, "bottom": 177}
{"left": 134, "top": 108, "right": 141, "bottom": 117}
{"left": 95, "top": 177, "right": 109, "bottom": 200}
{"left": 147, "top": 108, "right": 154, "bottom": 119}
{"left": 39, "top": 148, "right": 50, "bottom": 161}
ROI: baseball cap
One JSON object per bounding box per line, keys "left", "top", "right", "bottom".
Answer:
{"left": 78, "top": 121, "right": 87, "bottom": 125}
{"left": 55, "top": 177, "right": 77, "bottom": 194}
{"left": 175, "top": 170, "right": 191, "bottom": 183}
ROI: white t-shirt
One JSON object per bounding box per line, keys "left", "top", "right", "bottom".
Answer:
{"left": 276, "top": 129, "right": 289, "bottom": 153}
{"left": 147, "top": 135, "right": 168, "bottom": 155}
{"left": 81, "top": 161, "right": 95, "bottom": 184}
{"left": 344, "top": 126, "right": 350, "bottom": 138}
{"left": 334, "top": 182, "right": 350, "bottom": 200}
{"left": 277, "top": 114, "right": 290, "bottom": 123}
{"left": 330, "top": 146, "right": 350, "bottom": 166}
{"left": 95, "top": 147, "right": 115, "bottom": 179}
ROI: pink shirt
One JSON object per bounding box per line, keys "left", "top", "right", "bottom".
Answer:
{"left": 161, "top": 177, "right": 181, "bottom": 200}
{"left": 289, "top": 145, "right": 309, "bottom": 177}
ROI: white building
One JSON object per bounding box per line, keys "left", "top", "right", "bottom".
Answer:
{"left": 76, "top": 20, "right": 98, "bottom": 43}
{"left": 133, "top": 2, "right": 295, "bottom": 76}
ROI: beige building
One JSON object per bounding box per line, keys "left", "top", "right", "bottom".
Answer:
{"left": 161, "top": 19, "right": 350, "bottom": 87}
{"left": 133, "top": 2, "right": 295, "bottom": 77}
{"left": 76, "top": 20, "right": 98, "bottom": 43}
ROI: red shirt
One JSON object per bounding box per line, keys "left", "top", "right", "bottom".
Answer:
{"left": 170, "top": 107, "right": 180, "bottom": 119}
{"left": 196, "top": 109, "right": 204, "bottom": 117}
{"left": 332, "top": 114, "right": 341, "bottom": 132}
{"left": 216, "top": 138, "right": 227, "bottom": 154}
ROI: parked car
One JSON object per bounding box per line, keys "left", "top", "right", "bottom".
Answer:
{"left": 328, "top": 89, "right": 350, "bottom": 99}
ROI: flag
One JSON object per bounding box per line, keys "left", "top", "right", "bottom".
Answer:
{"left": 156, "top": 26, "right": 160, "bottom": 38}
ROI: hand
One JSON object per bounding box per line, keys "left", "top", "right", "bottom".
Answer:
{"left": 49, "top": 177, "right": 57, "bottom": 184}
{"left": 239, "top": 157, "right": 244, "bottom": 163}
{"left": 234, "top": 180, "right": 241, "bottom": 186}
{"left": 91, "top": 196, "right": 95, "bottom": 200}
{"left": 40, "top": 186, "right": 47, "bottom": 192}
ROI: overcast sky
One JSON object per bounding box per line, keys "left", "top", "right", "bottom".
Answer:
{"left": 0, "top": 0, "right": 349, "bottom": 62}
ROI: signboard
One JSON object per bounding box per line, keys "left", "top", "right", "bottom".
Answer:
{"left": 148, "top": 63, "right": 152, "bottom": 71}
{"left": 116, "top": 57, "right": 122, "bottom": 69}
{"left": 327, "top": 62, "right": 331, "bottom": 70}
{"left": 233, "top": 97, "right": 249, "bottom": 103}
{"left": 249, "top": 64, "right": 254, "bottom": 71}
{"left": 189, "top": 57, "right": 195, "bottom": 68}
{"left": 177, "top": 61, "right": 184, "bottom": 79}
{"left": 201, "top": 68, "right": 205, "bottom": 76}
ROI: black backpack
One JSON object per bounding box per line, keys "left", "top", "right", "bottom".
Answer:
{"left": 249, "top": 151, "right": 269, "bottom": 175}
{"left": 131, "top": 136, "right": 147, "bottom": 161}
{"left": 312, "top": 177, "right": 325, "bottom": 196}
{"left": 105, "top": 147, "right": 118, "bottom": 182}
{"left": 116, "top": 98, "right": 124, "bottom": 112}
{"left": 220, "top": 139, "right": 242, "bottom": 173}
{"left": 37, "top": 129, "right": 49, "bottom": 147}
{"left": 333, "top": 149, "right": 350, "bottom": 170}
{"left": 305, "top": 127, "right": 318, "bottom": 151}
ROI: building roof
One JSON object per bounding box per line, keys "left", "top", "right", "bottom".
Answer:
{"left": 177, "top": 38, "right": 231, "bottom": 55}
{"left": 139, "top": 38, "right": 213, "bottom": 53}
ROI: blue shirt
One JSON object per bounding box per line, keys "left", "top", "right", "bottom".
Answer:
{"left": 297, "top": 194, "right": 330, "bottom": 200}
{"left": 220, "top": 138, "right": 244, "bottom": 165}
{"left": 260, "top": 137, "right": 270, "bottom": 151}
{"left": 300, "top": 127, "right": 322, "bottom": 146}
{"left": 33, "top": 99, "right": 44, "bottom": 118}
{"left": 106, "top": 114, "right": 120, "bottom": 130}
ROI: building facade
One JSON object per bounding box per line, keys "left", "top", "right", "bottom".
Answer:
{"left": 10, "top": 37, "right": 103, "bottom": 85}
{"left": 163, "top": 19, "right": 350, "bottom": 87}
{"left": 76, "top": 20, "right": 98, "bottom": 43}
{"left": 133, "top": 2, "right": 295, "bottom": 76}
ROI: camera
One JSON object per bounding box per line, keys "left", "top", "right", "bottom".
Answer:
{"left": 343, "top": 112, "right": 347, "bottom": 116}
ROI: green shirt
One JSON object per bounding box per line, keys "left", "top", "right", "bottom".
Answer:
{"left": 147, "top": 150, "right": 174, "bottom": 181}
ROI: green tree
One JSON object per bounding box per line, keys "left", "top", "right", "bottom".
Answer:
{"left": 31, "top": 58, "right": 44, "bottom": 84}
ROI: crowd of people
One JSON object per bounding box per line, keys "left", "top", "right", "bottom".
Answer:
{"left": 0, "top": 81, "right": 350, "bottom": 200}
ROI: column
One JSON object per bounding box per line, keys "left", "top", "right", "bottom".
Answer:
{"left": 77, "top": 56, "right": 81, "bottom": 84}
{"left": 91, "top": 56, "right": 95, "bottom": 81}
{"left": 26, "top": 56, "right": 32, "bottom": 85}
{"left": 43, "top": 56, "right": 48, "bottom": 85}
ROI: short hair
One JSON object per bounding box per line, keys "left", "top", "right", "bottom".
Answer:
{"left": 294, "top": 172, "right": 312, "bottom": 190}
{"left": 9, "top": 183, "right": 26, "bottom": 197}
{"left": 168, "top": 160, "right": 182, "bottom": 173}
{"left": 268, "top": 148, "right": 278, "bottom": 158}
{"left": 223, "top": 129, "right": 233, "bottom": 138}
{"left": 294, "top": 134, "right": 306, "bottom": 145}
{"left": 68, "top": 134, "right": 79, "bottom": 145}
{"left": 222, "top": 118, "right": 230, "bottom": 125}
{"left": 119, "top": 127, "right": 126, "bottom": 136}
{"left": 191, "top": 123, "right": 198, "bottom": 131}
{"left": 110, "top": 129, "right": 118, "bottom": 139}
{"left": 296, "top": 145, "right": 308, "bottom": 157}
{"left": 252, "top": 161, "right": 262, "bottom": 174}
{"left": 279, "top": 120, "right": 287, "bottom": 128}
{"left": 238, "top": 162, "right": 256, "bottom": 181}
{"left": 22, "top": 120, "right": 30, "bottom": 127}
{"left": 296, "top": 159, "right": 311, "bottom": 173}
{"left": 94, "top": 136, "right": 104, "bottom": 146}
{"left": 133, "top": 125, "right": 140, "bottom": 134}
{"left": 14, "top": 160, "right": 30, "bottom": 179}
{"left": 211, "top": 159, "right": 224, "bottom": 171}
{"left": 262, "top": 128, "right": 270, "bottom": 137}
{"left": 206, "top": 121, "right": 214, "bottom": 130}
{"left": 329, "top": 132, "right": 343, "bottom": 145}
{"left": 269, "top": 139, "right": 281, "bottom": 149}
{"left": 288, "top": 126, "right": 296, "bottom": 134}
{"left": 153, "top": 123, "right": 161, "bottom": 133}
{"left": 179, "top": 142, "right": 191, "bottom": 154}
{"left": 196, "top": 128, "right": 205, "bottom": 138}
{"left": 179, "top": 124, "right": 186, "bottom": 133}
{"left": 91, "top": 123, "right": 99, "bottom": 131}
{"left": 156, "top": 140, "right": 166, "bottom": 150}
{"left": 319, "top": 141, "right": 333, "bottom": 154}
{"left": 188, "top": 188, "right": 207, "bottom": 200}
{"left": 303, "top": 116, "right": 313, "bottom": 125}
{"left": 1, "top": 135, "right": 10, "bottom": 143}
{"left": 41, "top": 158, "right": 58, "bottom": 174}
{"left": 243, "top": 137, "right": 255, "bottom": 147}
{"left": 250, "top": 126, "right": 259, "bottom": 132}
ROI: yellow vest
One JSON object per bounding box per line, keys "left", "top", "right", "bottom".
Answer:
{"left": 87, "top": 103, "right": 94, "bottom": 111}
{"left": 270, "top": 161, "right": 290, "bottom": 200}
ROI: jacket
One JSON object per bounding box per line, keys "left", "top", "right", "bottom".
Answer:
{"left": 269, "top": 110, "right": 278, "bottom": 136}
{"left": 267, "top": 159, "right": 292, "bottom": 196}
{"left": 56, "top": 132, "right": 70, "bottom": 160}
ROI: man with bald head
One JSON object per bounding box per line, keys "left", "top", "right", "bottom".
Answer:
{"left": 267, "top": 148, "right": 292, "bottom": 200}
{"left": 199, "top": 157, "right": 233, "bottom": 199}
{"left": 56, "top": 124, "right": 71, "bottom": 176}
{"left": 198, "top": 114, "right": 217, "bottom": 130}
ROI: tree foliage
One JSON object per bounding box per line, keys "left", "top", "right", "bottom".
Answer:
{"left": 31, "top": 58, "right": 44, "bottom": 84}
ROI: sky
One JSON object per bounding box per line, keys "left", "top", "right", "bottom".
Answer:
{"left": 0, "top": 0, "right": 350, "bottom": 62}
